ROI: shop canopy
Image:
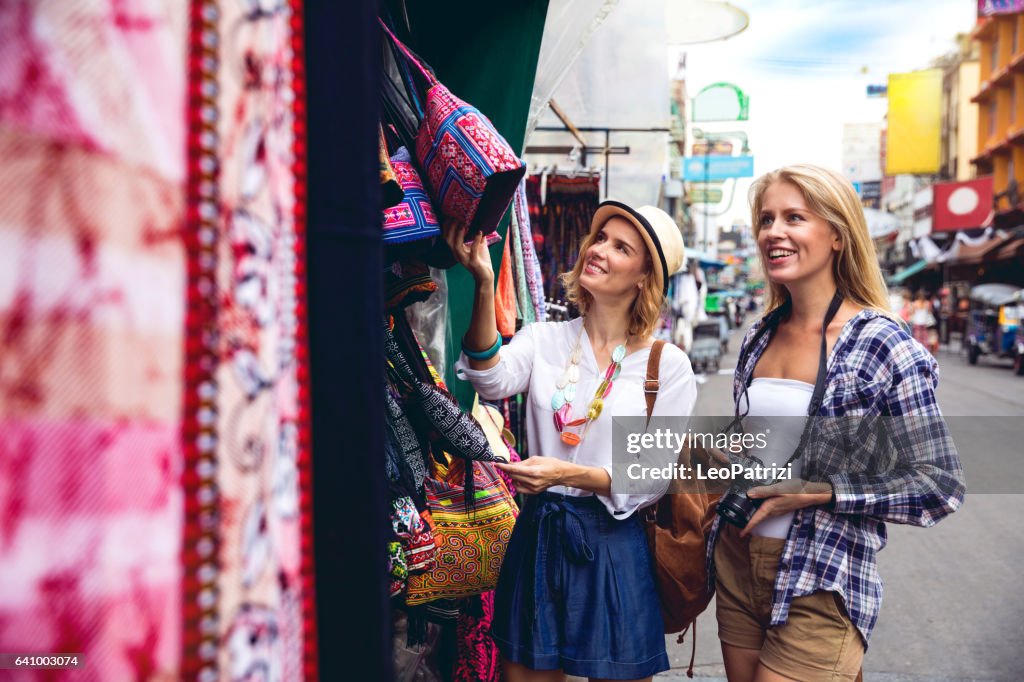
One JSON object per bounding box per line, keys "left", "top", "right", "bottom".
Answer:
{"left": 968, "top": 283, "right": 1021, "bottom": 307}
{"left": 887, "top": 259, "right": 931, "bottom": 285}
{"left": 686, "top": 247, "right": 726, "bottom": 268}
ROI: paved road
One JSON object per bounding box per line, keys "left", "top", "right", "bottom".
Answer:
{"left": 653, "top": 322, "right": 1024, "bottom": 682}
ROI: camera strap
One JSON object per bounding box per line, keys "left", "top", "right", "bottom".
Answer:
{"left": 732, "top": 289, "right": 843, "bottom": 471}
{"left": 779, "top": 289, "right": 844, "bottom": 470}
{"left": 805, "top": 289, "right": 844, "bottom": 416}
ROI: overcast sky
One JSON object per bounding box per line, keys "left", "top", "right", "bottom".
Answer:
{"left": 679, "top": 0, "right": 978, "bottom": 226}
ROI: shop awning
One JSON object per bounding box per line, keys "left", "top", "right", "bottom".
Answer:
{"left": 686, "top": 247, "right": 726, "bottom": 269}
{"left": 948, "top": 234, "right": 1014, "bottom": 265}
{"left": 887, "top": 259, "right": 929, "bottom": 285}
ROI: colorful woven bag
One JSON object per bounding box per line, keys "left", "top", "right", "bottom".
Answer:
{"left": 379, "top": 125, "right": 405, "bottom": 208}
{"left": 383, "top": 146, "right": 442, "bottom": 246}
{"left": 405, "top": 458, "right": 519, "bottom": 605}
{"left": 379, "top": 20, "right": 526, "bottom": 236}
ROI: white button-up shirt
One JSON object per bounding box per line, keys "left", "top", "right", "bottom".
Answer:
{"left": 456, "top": 316, "right": 697, "bottom": 519}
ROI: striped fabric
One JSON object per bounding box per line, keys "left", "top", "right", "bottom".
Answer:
{"left": 706, "top": 310, "right": 965, "bottom": 647}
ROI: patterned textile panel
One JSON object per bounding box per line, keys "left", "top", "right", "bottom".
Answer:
{"left": 0, "top": 1, "right": 316, "bottom": 680}
{"left": 186, "top": 0, "right": 314, "bottom": 680}
{"left": 0, "top": 1, "right": 187, "bottom": 680}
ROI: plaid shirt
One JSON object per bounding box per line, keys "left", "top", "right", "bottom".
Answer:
{"left": 706, "top": 309, "right": 966, "bottom": 646}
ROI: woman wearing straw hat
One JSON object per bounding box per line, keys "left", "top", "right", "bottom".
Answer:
{"left": 450, "top": 201, "right": 697, "bottom": 682}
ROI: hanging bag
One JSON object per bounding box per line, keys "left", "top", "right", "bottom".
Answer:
{"left": 378, "top": 20, "right": 526, "bottom": 238}
{"left": 383, "top": 146, "right": 443, "bottom": 248}
{"left": 405, "top": 456, "right": 519, "bottom": 605}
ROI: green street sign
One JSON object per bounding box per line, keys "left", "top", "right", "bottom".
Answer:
{"left": 692, "top": 82, "right": 749, "bottom": 122}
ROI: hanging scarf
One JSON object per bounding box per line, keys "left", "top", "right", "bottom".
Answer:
{"left": 513, "top": 178, "right": 546, "bottom": 321}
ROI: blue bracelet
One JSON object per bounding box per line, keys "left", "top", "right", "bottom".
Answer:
{"left": 462, "top": 334, "right": 502, "bottom": 361}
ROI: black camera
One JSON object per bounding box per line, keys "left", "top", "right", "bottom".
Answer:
{"left": 716, "top": 464, "right": 774, "bottom": 529}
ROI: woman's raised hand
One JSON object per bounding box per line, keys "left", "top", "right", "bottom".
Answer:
{"left": 445, "top": 222, "right": 493, "bottom": 284}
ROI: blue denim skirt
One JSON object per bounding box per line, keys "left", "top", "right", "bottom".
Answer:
{"left": 492, "top": 492, "right": 669, "bottom": 679}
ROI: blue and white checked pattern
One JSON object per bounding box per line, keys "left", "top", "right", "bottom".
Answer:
{"left": 706, "top": 309, "right": 965, "bottom": 647}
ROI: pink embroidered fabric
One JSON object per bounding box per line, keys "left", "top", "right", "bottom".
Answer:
{"left": 0, "top": 1, "right": 315, "bottom": 679}
{"left": 0, "top": 2, "right": 188, "bottom": 679}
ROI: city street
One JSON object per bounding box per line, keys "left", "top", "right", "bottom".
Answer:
{"left": 657, "top": 322, "right": 1024, "bottom": 682}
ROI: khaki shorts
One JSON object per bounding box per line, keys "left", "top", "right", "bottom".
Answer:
{"left": 714, "top": 524, "right": 864, "bottom": 682}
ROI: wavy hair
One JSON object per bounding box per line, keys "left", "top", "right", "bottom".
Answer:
{"left": 750, "top": 164, "right": 894, "bottom": 318}
{"left": 560, "top": 228, "right": 665, "bottom": 339}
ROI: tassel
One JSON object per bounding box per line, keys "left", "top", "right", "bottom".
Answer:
{"left": 406, "top": 608, "right": 428, "bottom": 647}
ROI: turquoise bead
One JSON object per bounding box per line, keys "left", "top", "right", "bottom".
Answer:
{"left": 551, "top": 390, "right": 565, "bottom": 411}
{"left": 611, "top": 344, "right": 626, "bottom": 363}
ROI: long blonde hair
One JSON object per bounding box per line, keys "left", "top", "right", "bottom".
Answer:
{"left": 750, "top": 164, "right": 893, "bottom": 318}
{"left": 559, "top": 228, "right": 664, "bottom": 339}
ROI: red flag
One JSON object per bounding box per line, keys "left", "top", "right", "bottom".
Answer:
{"left": 932, "top": 176, "right": 994, "bottom": 232}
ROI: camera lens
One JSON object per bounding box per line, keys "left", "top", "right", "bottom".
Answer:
{"left": 716, "top": 488, "right": 761, "bottom": 528}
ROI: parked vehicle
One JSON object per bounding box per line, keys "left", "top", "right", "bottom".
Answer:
{"left": 964, "top": 283, "right": 1022, "bottom": 368}
{"left": 689, "top": 320, "right": 723, "bottom": 373}
{"left": 1010, "top": 290, "right": 1024, "bottom": 376}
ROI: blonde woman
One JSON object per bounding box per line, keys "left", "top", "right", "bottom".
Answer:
{"left": 450, "top": 202, "right": 697, "bottom": 682}
{"left": 708, "top": 165, "right": 965, "bottom": 682}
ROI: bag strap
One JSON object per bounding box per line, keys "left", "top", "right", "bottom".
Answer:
{"left": 644, "top": 340, "right": 666, "bottom": 426}
{"left": 378, "top": 18, "right": 438, "bottom": 87}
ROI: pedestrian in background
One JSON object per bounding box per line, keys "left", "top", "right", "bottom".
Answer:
{"left": 708, "top": 164, "right": 965, "bottom": 682}
{"left": 911, "top": 291, "right": 936, "bottom": 350}
{"left": 451, "top": 201, "right": 697, "bottom": 682}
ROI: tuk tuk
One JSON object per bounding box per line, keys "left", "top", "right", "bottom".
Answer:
{"left": 1011, "top": 290, "right": 1024, "bottom": 375}
{"left": 690, "top": 320, "right": 723, "bottom": 373}
{"left": 964, "top": 283, "right": 1022, "bottom": 367}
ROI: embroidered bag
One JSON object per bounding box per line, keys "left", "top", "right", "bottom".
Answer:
{"left": 383, "top": 147, "right": 442, "bottom": 246}
{"left": 405, "top": 456, "right": 518, "bottom": 605}
{"left": 379, "top": 20, "right": 526, "bottom": 237}
{"left": 384, "top": 319, "right": 496, "bottom": 464}
{"left": 379, "top": 125, "right": 404, "bottom": 208}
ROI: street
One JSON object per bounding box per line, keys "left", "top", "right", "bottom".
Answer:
{"left": 657, "top": 322, "right": 1024, "bottom": 682}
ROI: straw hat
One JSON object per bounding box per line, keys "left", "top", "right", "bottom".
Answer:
{"left": 589, "top": 200, "right": 686, "bottom": 296}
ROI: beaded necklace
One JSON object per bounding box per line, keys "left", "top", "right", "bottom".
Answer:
{"left": 551, "top": 321, "right": 627, "bottom": 446}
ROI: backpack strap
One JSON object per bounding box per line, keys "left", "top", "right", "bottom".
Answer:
{"left": 644, "top": 340, "right": 666, "bottom": 425}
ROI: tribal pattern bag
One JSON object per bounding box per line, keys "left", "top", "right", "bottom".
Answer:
{"left": 379, "top": 20, "right": 525, "bottom": 237}
{"left": 406, "top": 458, "right": 518, "bottom": 605}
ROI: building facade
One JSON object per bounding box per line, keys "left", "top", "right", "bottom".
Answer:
{"left": 940, "top": 34, "right": 981, "bottom": 181}
{"left": 971, "top": 9, "right": 1024, "bottom": 215}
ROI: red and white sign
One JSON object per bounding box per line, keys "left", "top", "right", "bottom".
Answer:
{"left": 932, "top": 176, "right": 993, "bottom": 232}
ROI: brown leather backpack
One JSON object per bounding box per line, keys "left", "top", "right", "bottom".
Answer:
{"left": 641, "top": 341, "right": 719, "bottom": 662}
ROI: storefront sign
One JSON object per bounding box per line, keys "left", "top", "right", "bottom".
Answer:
{"left": 689, "top": 187, "right": 724, "bottom": 203}
{"left": 682, "top": 155, "right": 754, "bottom": 181}
{"left": 692, "top": 140, "right": 734, "bottom": 155}
{"left": 932, "top": 176, "right": 994, "bottom": 231}
{"left": 886, "top": 70, "right": 942, "bottom": 175}
{"left": 859, "top": 181, "right": 882, "bottom": 209}
{"left": 978, "top": 0, "right": 1024, "bottom": 16}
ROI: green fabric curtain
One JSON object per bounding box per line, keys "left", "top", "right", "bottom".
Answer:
{"left": 388, "top": 0, "right": 549, "bottom": 406}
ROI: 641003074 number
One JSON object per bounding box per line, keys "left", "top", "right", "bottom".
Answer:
{"left": 0, "top": 654, "right": 84, "bottom": 669}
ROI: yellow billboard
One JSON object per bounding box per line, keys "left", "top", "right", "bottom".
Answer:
{"left": 886, "top": 69, "right": 942, "bottom": 175}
